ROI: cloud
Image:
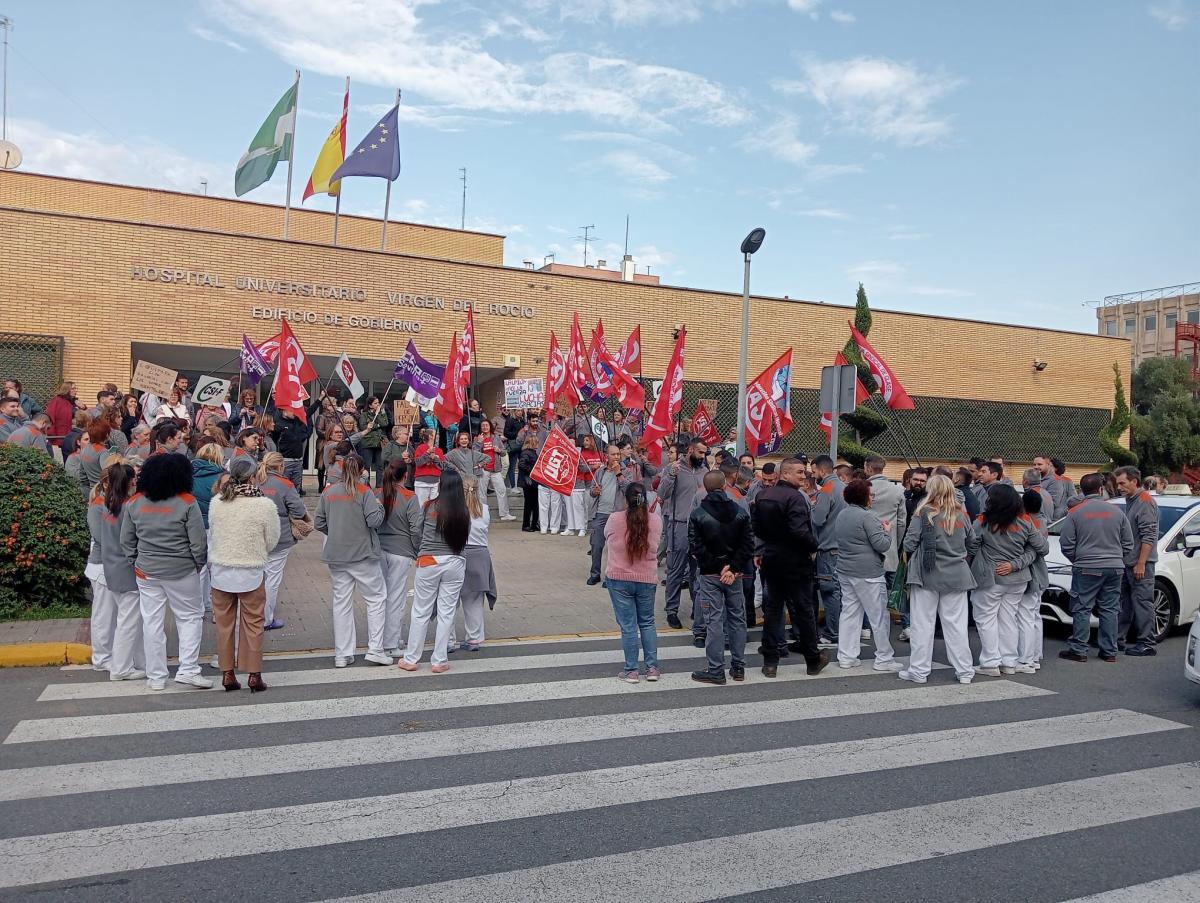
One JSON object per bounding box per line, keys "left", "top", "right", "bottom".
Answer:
{"left": 738, "top": 115, "right": 818, "bottom": 165}
{"left": 562, "top": 130, "right": 695, "bottom": 169}
{"left": 1149, "top": 0, "right": 1193, "bottom": 29}
{"left": 787, "top": 0, "right": 822, "bottom": 16}
{"left": 599, "top": 150, "right": 674, "bottom": 185}
{"left": 9, "top": 117, "right": 230, "bottom": 197}
{"left": 359, "top": 102, "right": 512, "bottom": 132}
{"left": 205, "top": 0, "right": 749, "bottom": 132}
{"left": 845, "top": 259, "right": 970, "bottom": 298}
{"left": 189, "top": 24, "right": 247, "bottom": 52}
{"left": 829, "top": 9, "right": 855, "bottom": 23}
{"left": 479, "top": 14, "right": 554, "bottom": 42}
{"left": 540, "top": 0, "right": 706, "bottom": 25}
{"left": 776, "top": 55, "right": 960, "bottom": 145}
{"left": 887, "top": 231, "right": 931, "bottom": 241}
{"left": 846, "top": 260, "right": 904, "bottom": 282}
{"left": 796, "top": 207, "right": 850, "bottom": 219}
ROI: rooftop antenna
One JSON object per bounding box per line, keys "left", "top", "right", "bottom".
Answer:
{"left": 459, "top": 166, "right": 467, "bottom": 230}
{"left": 1, "top": 15, "right": 12, "bottom": 141}
{"left": 200, "top": 179, "right": 208, "bottom": 196}
{"left": 623, "top": 214, "right": 629, "bottom": 257}
{"left": 577, "top": 224, "right": 597, "bottom": 267}
{"left": 544, "top": 253, "right": 555, "bottom": 266}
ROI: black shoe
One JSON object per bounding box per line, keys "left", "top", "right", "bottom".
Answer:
{"left": 761, "top": 664, "right": 778, "bottom": 678}
{"left": 730, "top": 666, "right": 745, "bottom": 682}
{"left": 586, "top": 576, "right": 601, "bottom": 586}
{"left": 1100, "top": 653, "right": 1117, "bottom": 663}
{"left": 1058, "top": 650, "right": 1088, "bottom": 663}
{"left": 661, "top": 578, "right": 667, "bottom": 586}
{"left": 691, "top": 669, "right": 726, "bottom": 685}
{"left": 787, "top": 640, "right": 807, "bottom": 654}
{"left": 747, "top": 619, "right": 757, "bottom": 629}
{"left": 1125, "top": 646, "right": 1157, "bottom": 657}
{"left": 602, "top": 579, "right": 608, "bottom": 588}
{"left": 807, "top": 651, "right": 831, "bottom": 676}
{"left": 692, "top": 636, "right": 706, "bottom": 648}
{"left": 667, "top": 614, "right": 683, "bottom": 629}
{"left": 1117, "top": 643, "right": 1127, "bottom": 653}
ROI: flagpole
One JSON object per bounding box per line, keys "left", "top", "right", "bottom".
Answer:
{"left": 876, "top": 402, "right": 922, "bottom": 468}
{"left": 332, "top": 75, "right": 349, "bottom": 247}
{"left": 468, "top": 312, "right": 480, "bottom": 445}
{"left": 283, "top": 69, "right": 300, "bottom": 239}
{"left": 380, "top": 87, "right": 400, "bottom": 251}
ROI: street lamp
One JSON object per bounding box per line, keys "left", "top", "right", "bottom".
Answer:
{"left": 736, "top": 227, "right": 766, "bottom": 455}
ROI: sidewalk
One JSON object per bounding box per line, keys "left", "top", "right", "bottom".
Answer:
{"left": 0, "top": 486, "right": 647, "bottom": 660}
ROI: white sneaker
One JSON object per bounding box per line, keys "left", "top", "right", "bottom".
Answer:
{"left": 873, "top": 660, "right": 904, "bottom": 672}
{"left": 540, "top": 529, "right": 549, "bottom": 534}
{"left": 174, "top": 673, "right": 214, "bottom": 689}
{"left": 837, "top": 659, "right": 862, "bottom": 669}
{"left": 365, "top": 652, "right": 394, "bottom": 665}
{"left": 975, "top": 666, "right": 1002, "bottom": 677}
{"left": 385, "top": 647, "right": 404, "bottom": 658}
{"left": 334, "top": 656, "right": 354, "bottom": 668}
{"left": 147, "top": 678, "right": 166, "bottom": 691}
{"left": 209, "top": 655, "right": 221, "bottom": 669}
{"left": 861, "top": 629, "right": 872, "bottom": 642}
{"left": 957, "top": 675, "right": 973, "bottom": 684}
{"left": 578, "top": 529, "right": 587, "bottom": 537}
{"left": 92, "top": 662, "right": 109, "bottom": 672}
{"left": 897, "top": 669, "right": 926, "bottom": 684}
{"left": 999, "top": 665, "right": 1018, "bottom": 675}
{"left": 110, "top": 669, "right": 146, "bottom": 681}
{"left": 818, "top": 637, "right": 839, "bottom": 649}
{"left": 897, "top": 628, "right": 910, "bottom": 642}
{"left": 560, "top": 529, "right": 572, "bottom": 536}
{"left": 1031, "top": 661, "right": 1042, "bottom": 671}
{"left": 1013, "top": 664, "right": 1037, "bottom": 674}
{"left": 500, "top": 515, "right": 517, "bottom": 521}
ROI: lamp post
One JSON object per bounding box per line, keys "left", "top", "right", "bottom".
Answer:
{"left": 736, "top": 227, "right": 766, "bottom": 455}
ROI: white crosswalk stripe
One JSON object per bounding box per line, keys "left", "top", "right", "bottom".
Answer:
{"left": 0, "top": 710, "right": 1181, "bottom": 889}
{"left": 0, "top": 680, "right": 1044, "bottom": 802}
{"left": 1, "top": 639, "right": 1196, "bottom": 902}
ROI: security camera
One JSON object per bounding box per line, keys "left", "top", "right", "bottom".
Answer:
{"left": 1033, "top": 359, "right": 1048, "bottom": 372}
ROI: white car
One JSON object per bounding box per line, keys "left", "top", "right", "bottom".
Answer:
{"left": 1042, "top": 494, "right": 1200, "bottom": 643}
{"left": 1186, "top": 614, "right": 1200, "bottom": 685}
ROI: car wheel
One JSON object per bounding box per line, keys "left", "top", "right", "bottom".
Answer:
{"left": 1153, "top": 578, "right": 1179, "bottom": 644}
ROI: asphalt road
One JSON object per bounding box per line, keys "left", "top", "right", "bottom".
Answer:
{"left": 1, "top": 624, "right": 1199, "bottom": 902}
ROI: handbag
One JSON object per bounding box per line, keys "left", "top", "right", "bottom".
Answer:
{"left": 290, "top": 514, "right": 315, "bottom": 541}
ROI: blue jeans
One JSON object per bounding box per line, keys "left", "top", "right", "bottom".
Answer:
{"left": 817, "top": 550, "right": 842, "bottom": 640}
{"left": 283, "top": 457, "right": 304, "bottom": 495}
{"left": 608, "top": 579, "right": 658, "bottom": 671}
{"left": 1069, "top": 566, "right": 1122, "bottom": 656}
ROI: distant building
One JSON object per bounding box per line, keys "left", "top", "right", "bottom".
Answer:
{"left": 1096, "top": 282, "right": 1200, "bottom": 372}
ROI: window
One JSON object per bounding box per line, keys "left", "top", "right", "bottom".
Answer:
{"left": 1189, "top": 311, "right": 1199, "bottom": 325}
{"left": 1145, "top": 315, "right": 1157, "bottom": 332}
{"left": 1170, "top": 507, "right": 1200, "bottom": 552}
{"left": 1104, "top": 320, "right": 1117, "bottom": 336}
{"left": 1166, "top": 313, "right": 1178, "bottom": 330}
{"left": 1125, "top": 318, "right": 1136, "bottom": 334}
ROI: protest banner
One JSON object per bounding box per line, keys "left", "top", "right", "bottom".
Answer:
{"left": 529, "top": 426, "right": 580, "bottom": 496}
{"left": 193, "top": 375, "right": 231, "bottom": 406}
{"left": 130, "top": 360, "right": 177, "bottom": 397}
{"left": 504, "top": 377, "right": 545, "bottom": 410}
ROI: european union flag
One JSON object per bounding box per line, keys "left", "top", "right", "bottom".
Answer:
{"left": 330, "top": 102, "right": 400, "bottom": 182}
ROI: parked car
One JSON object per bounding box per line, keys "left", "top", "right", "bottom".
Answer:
{"left": 1185, "top": 614, "right": 1200, "bottom": 686}
{"left": 1042, "top": 495, "right": 1200, "bottom": 643}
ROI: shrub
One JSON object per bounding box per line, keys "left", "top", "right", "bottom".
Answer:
{"left": 0, "top": 445, "right": 90, "bottom": 619}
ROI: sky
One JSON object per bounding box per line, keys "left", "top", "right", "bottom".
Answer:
{"left": 3, "top": 0, "right": 1197, "bottom": 333}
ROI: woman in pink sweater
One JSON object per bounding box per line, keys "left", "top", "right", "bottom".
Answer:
{"left": 603, "top": 482, "right": 664, "bottom": 684}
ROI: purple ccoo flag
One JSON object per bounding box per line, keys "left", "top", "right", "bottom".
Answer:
{"left": 394, "top": 339, "right": 445, "bottom": 401}
{"left": 240, "top": 334, "right": 273, "bottom": 387}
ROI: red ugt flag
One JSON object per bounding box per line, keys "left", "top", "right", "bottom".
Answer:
{"left": 643, "top": 327, "right": 686, "bottom": 446}
{"left": 848, "top": 322, "right": 915, "bottom": 410}
{"left": 259, "top": 323, "right": 318, "bottom": 383}
{"left": 587, "top": 321, "right": 614, "bottom": 399}
{"left": 743, "top": 348, "right": 795, "bottom": 456}
{"left": 433, "top": 331, "right": 466, "bottom": 428}
{"left": 530, "top": 426, "right": 581, "bottom": 496}
{"left": 691, "top": 401, "right": 720, "bottom": 446}
{"left": 594, "top": 329, "right": 646, "bottom": 410}
{"left": 819, "top": 351, "right": 870, "bottom": 439}
{"left": 544, "top": 330, "right": 573, "bottom": 414}
{"left": 271, "top": 321, "right": 314, "bottom": 423}
{"left": 616, "top": 326, "right": 641, "bottom": 375}
{"left": 567, "top": 312, "right": 594, "bottom": 395}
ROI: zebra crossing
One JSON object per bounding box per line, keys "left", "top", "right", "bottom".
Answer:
{"left": 0, "top": 634, "right": 1198, "bottom": 902}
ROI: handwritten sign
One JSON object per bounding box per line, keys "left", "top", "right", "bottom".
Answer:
{"left": 393, "top": 400, "right": 421, "bottom": 426}
{"left": 504, "top": 377, "right": 544, "bottom": 410}
{"left": 193, "top": 375, "right": 231, "bottom": 406}
{"left": 130, "top": 360, "right": 177, "bottom": 398}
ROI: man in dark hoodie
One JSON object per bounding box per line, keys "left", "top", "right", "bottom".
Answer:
{"left": 689, "top": 470, "right": 754, "bottom": 685}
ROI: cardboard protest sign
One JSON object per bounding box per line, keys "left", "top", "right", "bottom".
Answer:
{"left": 504, "top": 377, "right": 545, "bottom": 410}
{"left": 130, "top": 360, "right": 177, "bottom": 397}
{"left": 193, "top": 375, "right": 231, "bottom": 406}
{"left": 393, "top": 399, "right": 421, "bottom": 426}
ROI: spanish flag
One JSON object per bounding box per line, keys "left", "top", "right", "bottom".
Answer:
{"left": 302, "top": 78, "right": 349, "bottom": 201}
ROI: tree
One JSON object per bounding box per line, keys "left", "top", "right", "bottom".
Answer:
{"left": 1099, "top": 362, "right": 1137, "bottom": 470}
{"left": 1130, "top": 356, "right": 1200, "bottom": 476}
{"left": 836, "top": 283, "right": 887, "bottom": 465}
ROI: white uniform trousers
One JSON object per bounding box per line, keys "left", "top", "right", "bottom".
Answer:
{"left": 453, "top": 592, "right": 487, "bottom": 647}
{"left": 415, "top": 482, "right": 440, "bottom": 508}
{"left": 380, "top": 552, "right": 416, "bottom": 651}
{"left": 87, "top": 565, "right": 117, "bottom": 671}
{"left": 476, "top": 472, "right": 512, "bottom": 519}
{"left": 538, "top": 485, "right": 563, "bottom": 534}
{"left": 329, "top": 559, "right": 388, "bottom": 660}
{"left": 137, "top": 572, "right": 205, "bottom": 681}
{"left": 263, "top": 546, "right": 291, "bottom": 623}
{"left": 109, "top": 589, "right": 145, "bottom": 678}
{"left": 836, "top": 574, "right": 896, "bottom": 667}
{"left": 403, "top": 555, "right": 466, "bottom": 666}
{"left": 907, "top": 587, "right": 974, "bottom": 681}
{"left": 1017, "top": 584, "right": 1043, "bottom": 666}
{"left": 973, "top": 582, "right": 1026, "bottom": 669}
{"left": 565, "top": 487, "right": 588, "bottom": 534}
{"left": 199, "top": 562, "right": 213, "bottom": 615}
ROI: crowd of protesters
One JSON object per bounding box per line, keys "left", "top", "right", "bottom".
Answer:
{"left": 1, "top": 372, "right": 1171, "bottom": 691}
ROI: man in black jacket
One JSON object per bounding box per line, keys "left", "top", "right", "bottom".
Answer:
{"left": 270, "top": 405, "right": 314, "bottom": 495}
{"left": 751, "top": 458, "right": 829, "bottom": 678}
{"left": 689, "top": 471, "right": 754, "bottom": 684}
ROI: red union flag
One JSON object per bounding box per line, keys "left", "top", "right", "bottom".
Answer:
{"left": 594, "top": 328, "right": 645, "bottom": 411}
{"left": 587, "top": 321, "right": 614, "bottom": 399}
{"left": 271, "top": 321, "right": 313, "bottom": 423}
{"left": 643, "top": 327, "right": 686, "bottom": 446}
{"left": 616, "top": 326, "right": 641, "bottom": 375}
{"left": 259, "top": 325, "right": 317, "bottom": 383}
{"left": 544, "top": 330, "right": 573, "bottom": 413}
{"left": 433, "top": 331, "right": 466, "bottom": 428}
{"left": 530, "top": 426, "right": 580, "bottom": 496}
{"left": 743, "top": 349, "right": 794, "bottom": 456}
{"left": 819, "top": 351, "right": 870, "bottom": 439}
{"left": 567, "top": 312, "right": 594, "bottom": 394}
{"left": 691, "top": 401, "right": 720, "bottom": 446}
{"left": 848, "top": 322, "right": 915, "bottom": 410}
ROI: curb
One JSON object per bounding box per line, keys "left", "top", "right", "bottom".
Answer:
{"left": 0, "top": 643, "right": 92, "bottom": 668}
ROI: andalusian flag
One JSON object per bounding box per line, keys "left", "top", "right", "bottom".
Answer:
{"left": 303, "top": 80, "right": 349, "bottom": 201}
{"left": 234, "top": 77, "right": 299, "bottom": 197}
